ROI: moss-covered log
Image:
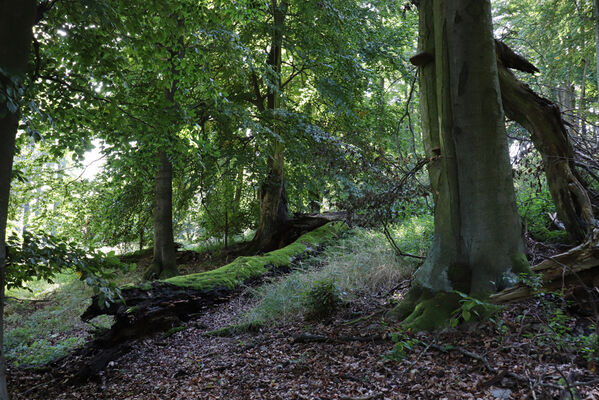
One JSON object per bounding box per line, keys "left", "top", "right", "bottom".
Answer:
{"left": 81, "top": 221, "right": 346, "bottom": 344}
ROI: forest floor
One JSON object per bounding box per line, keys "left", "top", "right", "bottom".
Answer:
{"left": 8, "top": 278, "right": 599, "bottom": 399}
{"left": 6, "top": 223, "right": 599, "bottom": 399}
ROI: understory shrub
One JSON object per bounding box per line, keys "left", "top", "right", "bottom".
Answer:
{"left": 303, "top": 279, "right": 341, "bottom": 320}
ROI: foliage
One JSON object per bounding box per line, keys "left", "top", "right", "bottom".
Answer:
{"left": 517, "top": 272, "right": 544, "bottom": 292}
{"left": 449, "top": 291, "right": 502, "bottom": 328}
{"left": 3, "top": 272, "right": 113, "bottom": 366}
{"left": 513, "top": 158, "right": 568, "bottom": 243}
{"left": 302, "top": 279, "right": 341, "bottom": 320}
{"left": 384, "top": 330, "right": 419, "bottom": 361}
{"left": 5, "top": 230, "right": 133, "bottom": 309}
{"left": 523, "top": 299, "right": 599, "bottom": 365}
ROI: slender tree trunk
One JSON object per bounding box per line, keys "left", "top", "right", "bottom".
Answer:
{"left": 390, "top": 0, "right": 528, "bottom": 330}
{"left": 0, "top": 2, "right": 36, "bottom": 398}
{"left": 138, "top": 223, "right": 144, "bottom": 252}
{"left": 145, "top": 150, "right": 177, "bottom": 279}
{"left": 145, "top": 26, "right": 185, "bottom": 279}
{"left": 253, "top": 0, "right": 289, "bottom": 252}
{"left": 580, "top": 57, "right": 588, "bottom": 137}
{"left": 498, "top": 64, "right": 594, "bottom": 243}
{"left": 233, "top": 166, "right": 244, "bottom": 214}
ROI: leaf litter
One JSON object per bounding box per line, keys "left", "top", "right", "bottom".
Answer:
{"left": 8, "top": 281, "right": 599, "bottom": 399}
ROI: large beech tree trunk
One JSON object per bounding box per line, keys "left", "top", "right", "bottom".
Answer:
{"left": 253, "top": 0, "right": 289, "bottom": 252}
{"left": 0, "top": 2, "right": 36, "bottom": 398}
{"left": 391, "top": 0, "right": 528, "bottom": 331}
{"left": 497, "top": 59, "right": 595, "bottom": 243}
{"left": 415, "top": 0, "right": 526, "bottom": 294}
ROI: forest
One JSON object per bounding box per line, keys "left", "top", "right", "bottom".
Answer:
{"left": 1, "top": 0, "right": 599, "bottom": 398}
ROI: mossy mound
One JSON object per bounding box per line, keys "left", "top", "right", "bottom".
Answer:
{"left": 388, "top": 288, "right": 461, "bottom": 331}
{"left": 152, "top": 221, "right": 346, "bottom": 292}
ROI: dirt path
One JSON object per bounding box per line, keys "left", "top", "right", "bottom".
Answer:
{"left": 8, "top": 285, "right": 599, "bottom": 399}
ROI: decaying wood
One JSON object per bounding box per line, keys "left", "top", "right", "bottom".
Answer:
{"left": 490, "top": 229, "right": 599, "bottom": 304}
{"left": 277, "top": 211, "right": 346, "bottom": 247}
{"left": 496, "top": 39, "right": 595, "bottom": 243}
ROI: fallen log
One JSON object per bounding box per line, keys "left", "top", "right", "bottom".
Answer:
{"left": 490, "top": 229, "right": 599, "bottom": 304}
{"left": 81, "top": 221, "right": 347, "bottom": 344}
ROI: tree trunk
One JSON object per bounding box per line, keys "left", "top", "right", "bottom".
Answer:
{"left": 145, "top": 150, "right": 177, "bottom": 279}
{"left": 580, "top": 57, "right": 588, "bottom": 137}
{"left": 0, "top": 2, "right": 36, "bottom": 398}
{"left": 594, "top": 0, "right": 599, "bottom": 108}
{"left": 391, "top": 0, "right": 527, "bottom": 330}
{"left": 253, "top": 0, "right": 289, "bottom": 252}
{"left": 497, "top": 63, "right": 595, "bottom": 243}
{"left": 145, "top": 28, "right": 184, "bottom": 279}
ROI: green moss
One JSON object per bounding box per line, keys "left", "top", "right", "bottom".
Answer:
{"left": 158, "top": 222, "right": 346, "bottom": 291}
{"left": 163, "top": 326, "right": 186, "bottom": 338}
{"left": 510, "top": 252, "right": 531, "bottom": 274}
{"left": 401, "top": 291, "right": 460, "bottom": 331}
{"left": 386, "top": 286, "right": 425, "bottom": 321}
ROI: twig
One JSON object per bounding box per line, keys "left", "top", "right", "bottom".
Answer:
{"left": 340, "top": 394, "right": 381, "bottom": 400}
{"left": 427, "top": 343, "right": 564, "bottom": 390}
{"left": 399, "top": 340, "right": 433, "bottom": 376}
{"left": 525, "top": 370, "right": 537, "bottom": 400}
{"left": 342, "top": 309, "right": 386, "bottom": 326}
{"left": 382, "top": 223, "right": 426, "bottom": 260}
{"left": 292, "top": 333, "right": 389, "bottom": 344}
{"left": 18, "top": 377, "right": 59, "bottom": 397}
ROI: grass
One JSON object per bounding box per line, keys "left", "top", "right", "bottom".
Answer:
{"left": 239, "top": 215, "right": 433, "bottom": 326}
{"left": 4, "top": 268, "right": 140, "bottom": 367}
{"left": 3, "top": 217, "right": 433, "bottom": 365}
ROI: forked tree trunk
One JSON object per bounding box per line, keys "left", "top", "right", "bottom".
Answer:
{"left": 253, "top": 0, "right": 289, "bottom": 252}
{"left": 145, "top": 150, "right": 177, "bottom": 279}
{"left": 391, "top": 0, "right": 528, "bottom": 330}
{"left": 417, "top": 0, "right": 526, "bottom": 293}
{"left": 497, "top": 62, "right": 595, "bottom": 243}
{"left": 0, "top": 2, "right": 36, "bottom": 398}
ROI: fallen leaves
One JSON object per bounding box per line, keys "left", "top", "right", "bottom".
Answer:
{"left": 8, "top": 290, "right": 599, "bottom": 399}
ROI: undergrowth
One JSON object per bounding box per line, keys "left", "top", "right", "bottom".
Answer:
{"left": 4, "top": 268, "right": 139, "bottom": 367}
{"left": 239, "top": 215, "right": 433, "bottom": 326}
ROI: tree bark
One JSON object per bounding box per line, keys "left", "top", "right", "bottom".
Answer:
{"left": 391, "top": 0, "right": 527, "bottom": 330}
{"left": 594, "top": 0, "right": 599, "bottom": 108}
{"left": 497, "top": 61, "right": 595, "bottom": 243}
{"left": 145, "top": 150, "right": 177, "bottom": 279}
{"left": 253, "top": 0, "right": 289, "bottom": 252}
{"left": 412, "top": 0, "right": 526, "bottom": 295}
{"left": 580, "top": 57, "right": 588, "bottom": 137}
{"left": 0, "top": 2, "right": 36, "bottom": 398}
{"left": 145, "top": 27, "right": 184, "bottom": 279}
